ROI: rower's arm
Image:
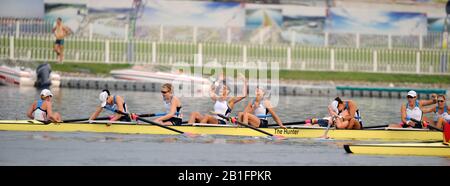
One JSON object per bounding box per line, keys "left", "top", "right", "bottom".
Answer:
{"left": 265, "top": 101, "right": 284, "bottom": 128}
{"left": 89, "top": 106, "right": 103, "bottom": 120}
{"left": 26, "top": 101, "right": 36, "bottom": 119}
{"left": 420, "top": 94, "right": 437, "bottom": 106}
{"left": 421, "top": 106, "right": 435, "bottom": 114}
{"left": 230, "top": 74, "right": 248, "bottom": 104}
{"left": 401, "top": 104, "right": 407, "bottom": 124}
{"left": 158, "top": 98, "right": 178, "bottom": 121}
{"left": 46, "top": 102, "right": 59, "bottom": 122}
{"left": 243, "top": 102, "right": 253, "bottom": 113}
{"left": 328, "top": 104, "right": 338, "bottom": 117}
{"left": 110, "top": 96, "right": 125, "bottom": 121}
{"left": 209, "top": 86, "right": 217, "bottom": 102}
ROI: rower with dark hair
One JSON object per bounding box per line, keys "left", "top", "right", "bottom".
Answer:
{"left": 89, "top": 89, "right": 131, "bottom": 123}
{"left": 328, "top": 97, "right": 363, "bottom": 129}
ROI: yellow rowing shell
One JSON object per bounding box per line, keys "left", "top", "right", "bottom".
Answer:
{"left": 0, "top": 120, "right": 443, "bottom": 141}
{"left": 344, "top": 142, "right": 450, "bottom": 157}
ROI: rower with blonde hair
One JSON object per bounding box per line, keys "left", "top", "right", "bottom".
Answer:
{"left": 153, "top": 83, "right": 183, "bottom": 126}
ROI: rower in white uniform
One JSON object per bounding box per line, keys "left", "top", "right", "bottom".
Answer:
{"left": 389, "top": 90, "right": 437, "bottom": 129}
{"left": 153, "top": 83, "right": 183, "bottom": 126}
{"left": 27, "top": 89, "right": 62, "bottom": 123}
{"left": 422, "top": 94, "right": 450, "bottom": 130}
{"left": 237, "top": 86, "right": 285, "bottom": 128}
{"left": 188, "top": 74, "right": 247, "bottom": 125}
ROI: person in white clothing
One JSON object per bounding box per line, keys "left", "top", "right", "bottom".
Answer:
{"left": 389, "top": 90, "right": 437, "bottom": 129}
{"left": 188, "top": 74, "right": 247, "bottom": 125}
{"left": 27, "top": 89, "right": 62, "bottom": 123}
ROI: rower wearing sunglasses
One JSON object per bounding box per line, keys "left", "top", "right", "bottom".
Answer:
{"left": 388, "top": 90, "right": 437, "bottom": 129}
{"left": 153, "top": 83, "right": 183, "bottom": 126}
{"left": 422, "top": 94, "right": 450, "bottom": 130}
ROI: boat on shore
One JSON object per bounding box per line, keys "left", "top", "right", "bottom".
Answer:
{"left": 0, "top": 120, "right": 442, "bottom": 141}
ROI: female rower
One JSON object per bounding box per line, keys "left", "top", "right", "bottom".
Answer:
{"left": 328, "top": 97, "right": 363, "bottom": 129}
{"left": 421, "top": 94, "right": 449, "bottom": 130}
{"left": 27, "top": 89, "right": 62, "bottom": 123}
{"left": 388, "top": 90, "right": 437, "bottom": 129}
{"left": 153, "top": 83, "right": 183, "bottom": 126}
{"left": 89, "top": 89, "right": 131, "bottom": 122}
{"left": 237, "top": 87, "right": 285, "bottom": 128}
{"left": 188, "top": 75, "right": 247, "bottom": 125}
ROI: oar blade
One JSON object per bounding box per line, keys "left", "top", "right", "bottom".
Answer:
{"left": 182, "top": 132, "right": 200, "bottom": 138}
{"left": 271, "top": 135, "right": 287, "bottom": 141}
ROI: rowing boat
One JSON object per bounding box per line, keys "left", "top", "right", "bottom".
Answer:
{"left": 344, "top": 142, "right": 450, "bottom": 157}
{"left": 0, "top": 120, "right": 442, "bottom": 141}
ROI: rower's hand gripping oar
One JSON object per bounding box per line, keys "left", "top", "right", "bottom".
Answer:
{"left": 410, "top": 118, "right": 443, "bottom": 132}
{"left": 115, "top": 110, "right": 199, "bottom": 138}
{"left": 211, "top": 112, "right": 286, "bottom": 140}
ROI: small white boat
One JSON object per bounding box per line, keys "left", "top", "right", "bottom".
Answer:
{"left": 111, "top": 68, "right": 211, "bottom": 93}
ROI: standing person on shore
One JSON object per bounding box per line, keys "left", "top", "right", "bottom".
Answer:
{"left": 52, "top": 17, "right": 71, "bottom": 63}
{"left": 388, "top": 91, "right": 437, "bottom": 129}
{"left": 153, "top": 83, "right": 183, "bottom": 126}
{"left": 27, "top": 89, "right": 62, "bottom": 123}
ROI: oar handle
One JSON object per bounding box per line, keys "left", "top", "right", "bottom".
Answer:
{"left": 115, "top": 110, "right": 187, "bottom": 134}
{"left": 256, "top": 114, "right": 272, "bottom": 118}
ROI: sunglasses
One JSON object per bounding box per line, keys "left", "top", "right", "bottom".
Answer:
{"left": 407, "top": 96, "right": 415, "bottom": 99}
{"left": 161, "top": 91, "right": 168, "bottom": 94}
{"left": 438, "top": 100, "right": 445, "bottom": 103}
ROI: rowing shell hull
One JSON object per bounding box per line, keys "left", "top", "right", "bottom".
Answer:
{"left": 344, "top": 143, "right": 450, "bottom": 157}
{"left": 0, "top": 120, "right": 443, "bottom": 141}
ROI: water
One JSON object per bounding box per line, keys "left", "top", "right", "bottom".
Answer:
{"left": 0, "top": 86, "right": 448, "bottom": 165}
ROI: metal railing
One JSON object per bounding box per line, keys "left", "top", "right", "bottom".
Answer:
{"left": 1, "top": 34, "right": 448, "bottom": 74}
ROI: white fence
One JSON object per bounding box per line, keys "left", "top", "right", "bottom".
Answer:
{"left": 1, "top": 34, "right": 448, "bottom": 74}
{"left": 1, "top": 18, "right": 449, "bottom": 50}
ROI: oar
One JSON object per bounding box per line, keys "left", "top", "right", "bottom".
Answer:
{"left": 363, "top": 124, "right": 388, "bottom": 129}
{"left": 267, "top": 118, "right": 329, "bottom": 127}
{"left": 114, "top": 110, "right": 198, "bottom": 138}
{"left": 211, "top": 112, "right": 286, "bottom": 140}
{"left": 62, "top": 112, "right": 169, "bottom": 123}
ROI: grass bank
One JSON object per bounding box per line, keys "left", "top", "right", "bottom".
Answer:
{"left": 37, "top": 62, "right": 450, "bottom": 84}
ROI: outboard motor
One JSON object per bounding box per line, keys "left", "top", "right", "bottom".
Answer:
{"left": 35, "top": 63, "right": 52, "bottom": 88}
